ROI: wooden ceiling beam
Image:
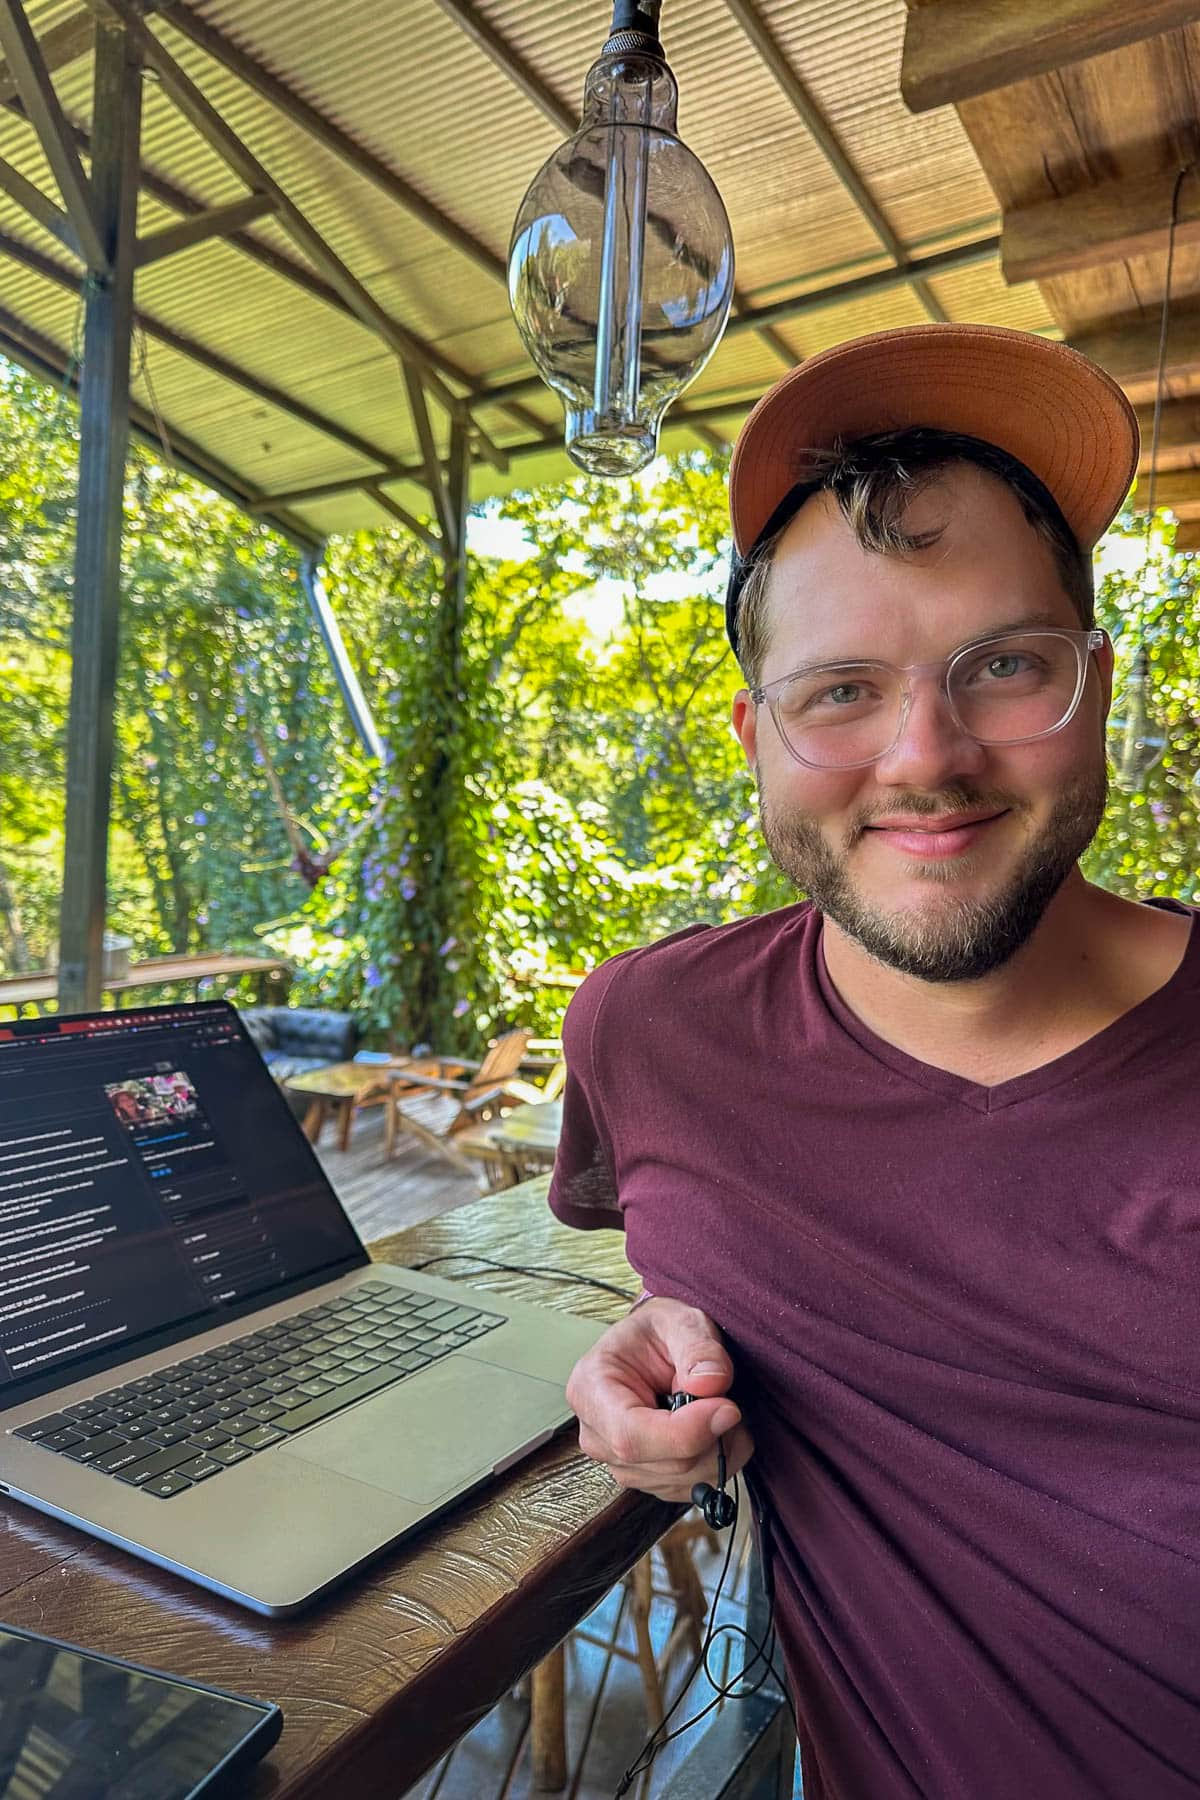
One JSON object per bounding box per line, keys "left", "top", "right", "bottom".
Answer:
{"left": 901, "top": 0, "right": 1200, "bottom": 115}
{"left": 1127, "top": 470, "right": 1200, "bottom": 511}
{"left": 1003, "top": 165, "right": 1200, "bottom": 284}
{"left": 1133, "top": 398, "right": 1200, "bottom": 461}
{"left": 1172, "top": 519, "right": 1200, "bottom": 548}
{"left": 1068, "top": 305, "right": 1200, "bottom": 388}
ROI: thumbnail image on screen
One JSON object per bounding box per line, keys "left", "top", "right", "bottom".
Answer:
{"left": 105, "top": 1071, "right": 205, "bottom": 1133}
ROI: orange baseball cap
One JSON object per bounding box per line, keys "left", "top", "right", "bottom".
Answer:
{"left": 727, "top": 320, "right": 1138, "bottom": 586}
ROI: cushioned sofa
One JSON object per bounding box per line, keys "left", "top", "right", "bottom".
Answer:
{"left": 239, "top": 1006, "right": 359, "bottom": 1085}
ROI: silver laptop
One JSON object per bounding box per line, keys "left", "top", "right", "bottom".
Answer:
{"left": 0, "top": 1001, "right": 602, "bottom": 1615}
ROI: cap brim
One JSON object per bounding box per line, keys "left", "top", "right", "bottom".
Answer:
{"left": 729, "top": 324, "right": 1139, "bottom": 556}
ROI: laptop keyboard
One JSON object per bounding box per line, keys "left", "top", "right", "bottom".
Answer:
{"left": 8, "top": 1280, "right": 504, "bottom": 1499}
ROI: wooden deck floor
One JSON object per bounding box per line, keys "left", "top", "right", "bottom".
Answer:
{"left": 311, "top": 1113, "right": 799, "bottom": 1800}
{"left": 310, "top": 1104, "right": 483, "bottom": 1243}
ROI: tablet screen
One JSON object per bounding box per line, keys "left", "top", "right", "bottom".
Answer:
{"left": 0, "top": 1625, "right": 279, "bottom": 1798}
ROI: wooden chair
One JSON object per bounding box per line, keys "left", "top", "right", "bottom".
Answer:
{"left": 529, "top": 1516, "right": 721, "bottom": 1790}
{"left": 383, "top": 1028, "right": 533, "bottom": 1165}
{"left": 448, "top": 1063, "right": 568, "bottom": 1189}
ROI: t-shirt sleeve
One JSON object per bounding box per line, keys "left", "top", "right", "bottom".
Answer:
{"left": 547, "top": 960, "right": 626, "bottom": 1232}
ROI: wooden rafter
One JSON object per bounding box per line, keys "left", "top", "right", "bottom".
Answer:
{"left": 0, "top": 145, "right": 77, "bottom": 253}
{"left": 0, "top": 7, "right": 92, "bottom": 106}
{"left": 1173, "top": 519, "right": 1200, "bottom": 548}
{"left": 0, "top": 226, "right": 412, "bottom": 476}
{"left": 0, "top": 0, "right": 106, "bottom": 269}
{"left": 0, "top": 299, "right": 321, "bottom": 548}
{"left": 901, "top": 0, "right": 1200, "bottom": 115}
{"left": 725, "top": 0, "right": 947, "bottom": 325}
{"left": 1002, "top": 165, "right": 1200, "bottom": 284}
{"left": 161, "top": 1, "right": 507, "bottom": 286}
{"left": 134, "top": 193, "right": 277, "bottom": 267}
{"left": 1, "top": 77, "right": 532, "bottom": 456}
{"left": 364, "top": 484, "right": 443, "bottom": 555}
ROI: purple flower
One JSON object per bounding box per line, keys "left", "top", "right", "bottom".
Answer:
{"left": 236, "top": 607, "right": 251, "bottom": 619}
{"left": 438, "top": 936, "right": 458, "bottom": 956}
{"left": 192, "top": 810, "right": 207, "bottom": 826}
{"left": 202, "top": 739, "right": 216, "bottom": 755}
{"left": 1150, "top": 800, "right": 1169, "bottom": 821}
{"left": 400, "top": 878, "right": 417, "bottom": 900}
{"left": 276, "top": 723, "right": 289, "bottom": 741}
{"left": 364, "top": 962, "right": 382, "bottom": 989}
{"left": 453, "top": 998, "right": 469, "bottom": 1018}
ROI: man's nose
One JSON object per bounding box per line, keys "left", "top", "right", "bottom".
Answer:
{"left": 872, "top": 679, "right": 987, "bottom": 788}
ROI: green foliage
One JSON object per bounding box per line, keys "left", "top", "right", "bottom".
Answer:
{"left": 4, "top": 348, "right": 1200, "bottom": 1048}
{"left": 1085, "top": 507, "right": 1200, "bottom": 903}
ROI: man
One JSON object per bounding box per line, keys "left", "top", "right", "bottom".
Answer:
{"left": 548, "top": 325, "right": 1200, "bottom": 1799}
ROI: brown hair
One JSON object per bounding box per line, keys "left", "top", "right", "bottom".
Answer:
{"left": 734, "top": 428, "right": 1095, "bottom": 685}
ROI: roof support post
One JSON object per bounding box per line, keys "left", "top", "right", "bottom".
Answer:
{"left": 58, "top": 16, "right": 141, "bottom": 1013}
{"left": 410, "top": 413, "right": 471, "bottom": 1048}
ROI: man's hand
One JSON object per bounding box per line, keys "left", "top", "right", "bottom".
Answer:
{"left": 565, "top": 1297, "right": 754, "bottom": 1503}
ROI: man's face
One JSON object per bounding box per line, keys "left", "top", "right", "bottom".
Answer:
{"left": 730, "top": 464, "right": 1114, "bottom": 982}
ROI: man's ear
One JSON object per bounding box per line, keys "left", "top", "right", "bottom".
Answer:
{"left": 731, "top": 689, "right": 758, "bottom": 768}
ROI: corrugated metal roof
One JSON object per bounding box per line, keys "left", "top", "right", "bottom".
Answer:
{"left": 0, "top": 0, "right": 1075, "bottom": 543}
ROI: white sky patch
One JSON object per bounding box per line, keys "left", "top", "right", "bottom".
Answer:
{"left": 561, "top": 578, "right": 626, "bottom": 643}
{"left": 467, "top": 510, "right": 535, "bottom": 561}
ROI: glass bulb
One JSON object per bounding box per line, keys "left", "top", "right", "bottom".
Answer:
{"left": 508, "top": 32, "right": 734, "bottom": 477}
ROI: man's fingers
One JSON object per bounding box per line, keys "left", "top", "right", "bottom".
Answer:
{"left": 602, "top": 1424, "right": 756, "bottom": 1504}
{"left": 581, "top": 1396, "right": 743, "bottom": 1469}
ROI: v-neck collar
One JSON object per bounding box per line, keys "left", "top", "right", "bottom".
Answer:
{"left": 814, "top": 899, "right": 1200, "bottom": 1115}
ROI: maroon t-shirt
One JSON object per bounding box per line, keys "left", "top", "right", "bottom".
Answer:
{"left": 548, "top": 898, "right": 1200, "bottom": 1800}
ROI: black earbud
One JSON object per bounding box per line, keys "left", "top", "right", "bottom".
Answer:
{"left": 691, "top": 1476, "right": 737, "bottom": 1529}
{"left": 665, "top": 1391, "right": 737, "bottom": 1530}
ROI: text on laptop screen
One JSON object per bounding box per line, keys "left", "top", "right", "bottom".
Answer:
{"left": 0, "top": 1004, "right": 362, "bottom": 1395}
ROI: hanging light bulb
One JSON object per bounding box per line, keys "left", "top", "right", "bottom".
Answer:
{"left": 1108, "top": 643, "right": 1168, "bottom": 792}
{"left": 508, "top": 0, "right": 735, "bottom": 477}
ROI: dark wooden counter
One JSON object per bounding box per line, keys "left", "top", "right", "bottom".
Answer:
{"left": 0, "top": 1178, "right": 674, "bottom": 1796}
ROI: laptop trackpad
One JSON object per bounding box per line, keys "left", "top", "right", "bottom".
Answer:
{"left": 279, "top": 1356, "right": 567, "bottom": 1503}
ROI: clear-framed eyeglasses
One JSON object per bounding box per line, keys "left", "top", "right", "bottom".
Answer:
{"left": 749, "top": 627, "right": 1107, "bottom": 772}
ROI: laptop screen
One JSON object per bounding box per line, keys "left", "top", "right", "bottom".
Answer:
{"left": 0, "top": 1002, "right": 364, "bottom": 1403}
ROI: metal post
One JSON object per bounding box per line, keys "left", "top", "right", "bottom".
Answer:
{"left": 57, "top": 20, "right": 141, "bottom": 1013}
{"left": 298, "top": 554, "right": 386, "bottom": 763}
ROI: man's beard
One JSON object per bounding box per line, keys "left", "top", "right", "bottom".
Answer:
{"left": 757, "top": 761, "right": 1108, "bottom": 983}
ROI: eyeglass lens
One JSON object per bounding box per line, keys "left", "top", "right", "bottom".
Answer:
{"left": 772, "top": 632, "right": 1084, "bottom": 768}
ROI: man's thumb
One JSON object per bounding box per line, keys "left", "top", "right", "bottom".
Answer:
{"left": 680, "top": 1344, "right": 730, "bottom": 1388}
